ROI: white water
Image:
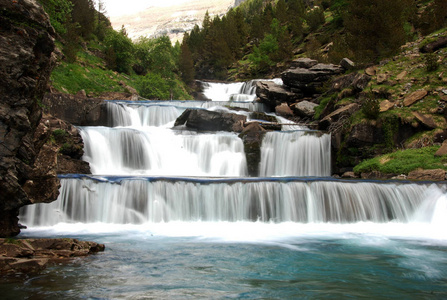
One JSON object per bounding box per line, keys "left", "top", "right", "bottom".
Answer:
{"left": 201, "top": 79, "right": 282, "bottom": 102}
{"left": 80, "top": 127, "right": 247, "bottom": 176}
{"left": 259, "top": 131, "right": 331, "bottom": 176}
{"left": 20, "top": 177, "right": 446, "bottom": 227}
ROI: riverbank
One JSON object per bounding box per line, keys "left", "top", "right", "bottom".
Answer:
{"left": 0, "top": 238, "right": 104, "bottom": 275}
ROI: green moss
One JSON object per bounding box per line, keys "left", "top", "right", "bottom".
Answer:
{"left": 354, "top": 146, "right": 447, "bottom": 174}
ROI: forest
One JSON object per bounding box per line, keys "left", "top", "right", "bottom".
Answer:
{"left": 38, "top": 0, "right": 447, "bottom": 96}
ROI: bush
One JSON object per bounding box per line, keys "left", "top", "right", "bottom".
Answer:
{"left": 362, "top": 97, "right": 380, "bottom": 120}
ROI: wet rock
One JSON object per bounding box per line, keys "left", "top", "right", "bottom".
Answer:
{"left": 174, "top": 109, "right": 246, "bottom": 132}
{"left": 239, "top": 122, "right": 266, "bottom": 176}
{"left": 0, "top": 238, "right": 105, "bottom": 275}
{"left": 407, "top": 169, "right": 446, "bottom": 181}
{"left": 403, "top": 90, "right": 428, "bottom": 107}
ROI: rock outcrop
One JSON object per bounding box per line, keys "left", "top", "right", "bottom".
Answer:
{"left": 42, "top": 93, "right": 108, "bottom": 126}
{"left": 0, "top": 238, "right": 105, "bottom": 275}
{"left": 0, "top": 0, "right": 57, "bottom": 237}
{"left": 174, "top": 109, "right": 246, "bottom": 132}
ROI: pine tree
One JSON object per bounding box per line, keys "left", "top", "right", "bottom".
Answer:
{"left": 179, "top": 35, "right": 195, "bottom": 85}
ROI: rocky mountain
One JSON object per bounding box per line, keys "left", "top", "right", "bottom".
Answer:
{"left": 109, "top": 0, "right": 242, "bottom": 42}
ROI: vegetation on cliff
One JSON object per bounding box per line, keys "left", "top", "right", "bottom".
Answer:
{"left": 38, "top": 0, "right": 192, "bottom": 100}
{"left": 38, "top": 0, "right": 447, "bottom": 177}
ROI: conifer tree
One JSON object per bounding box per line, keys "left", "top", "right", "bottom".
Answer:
{"left": 179, "top": 35, "right": 195, "bottom": 85}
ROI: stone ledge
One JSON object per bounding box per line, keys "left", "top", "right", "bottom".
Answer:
{"left": 0, "top": 238, "right": 105, "bottom": 275}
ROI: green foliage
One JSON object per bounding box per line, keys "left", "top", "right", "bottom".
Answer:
{"left": 343, "top": 0, "right": 416, "bottom": 63}
{"left": 314, "top": 94, "right": 334, "bottom": 120}
{"left": 305, "top": 6, "right": 325, "bottom": 31}
{"left": 424, "top": 53, "right": 440, "bottom": 72}
{"left": 37, "top": 0, "right": 73, "bottom": 35}
{"left": 361, "top": 97, "right": 380, "bottom": 120}
{"left": 353, "top": 146, "right": 447, "bottom": 174}
{"left": 179, "top": 36, "right": 195, "bottom": 85}
{"left": 136, "top": 73, "right": 191, "bottom": 100}
{"left": 52, "top": 129, "right": 68, "bottom": 143}
{"left": 104, "top": 27, "right": 134, "bottom": 74}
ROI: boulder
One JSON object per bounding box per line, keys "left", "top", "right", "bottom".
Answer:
{"left": 365, "top": 66, "right": 377, "bottom": 76}
{"left": 290, "top": 57, "right": 318, "bottom": 69}
{"left": 396, "top": 71, "right": 407, "bottom": 81}
{"left": 174, "top": 109, "right": 246, "bottom": 132}
{"left": 420, "top": 36, "right": 447, "bottom": 53}
{"left": 294, "top": 101, "right": 318, "bottom": 118}
{"left": 332, "top": 73, "right": 371, "bottom": 93}
{"left": 239, "top": 122, "right": 266, "bottom": 176}
{"left": 340, "top": 58, "right": 355, "bottom": 70}
{"left": 403, "top": 90, "right": 428, "bottom": 107}
{"left": 275, "top": 103, "right": 294, "bottom": 117}
{"left": 319, "top": 103, "right": 360, "bottom": 130}
{"left": 412, "top": 111, "right": 437, "bottom": 129}
{"left": 255, "top": 80, "right": 297, "bottom": 109}
{"left": 435, "top": 140, "right": 447, "bottom": 157}
{"left": 380, "top": 100, "right": 395, "bottom": 112}
{"left": 407, "top": 169, "right": 446, "bottom": 181}
{"left": 0, "top": 238, "right": 105, "bottom": 275}
{"left": 0, "top": 0, "right": 56, "bottom": 237}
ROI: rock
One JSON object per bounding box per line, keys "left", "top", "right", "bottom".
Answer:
{"left": 174, "top": 109, "right": 246, "bottom": 132}
{"left": 435, "top": 140, "right": 447, "bottom": 157}
{"left": 275, "top": 103, "right": 294, "bottom": 117}
{"left": 396, "top": 71, "right": 407, "bottom": 81}
{"left": 319, "top": 103, "right": 360, "bottom": 130}
{"left": 0, "top": 238, "right": 105, "bottom": 275}
{"left": 341, "top": 171, "right": 357, "bottom": 178}
{"left": 377, "top": 73, "right": 388, "bottom": 84}
{"left": 403, "top": 90, "right": 428, "bottom": 107}
{"left": 42, "top": 93, "right": 108, "bottom": 126}
{"left": 340, "top": 58, "right": 355, "bottom": 70}
{"left": 76, "top": 89, "right": 87, "bottom": 98}
{"left": 290, "top": 57, "right": 318, "bottom": 69}
{"left": 380, "top": 100, "right": 394, "bottom": 112}
{"left": 407, "top": 169, "right": 446, "bottom": 181}
{"left": 0, "top": 0, "right": 56, "bottom": 237}
{"left": 294, "top": 101, "right": 318, "bottom": 118}
{"left": 281, "top": 64, "right": 343, "bottom": 91}
{"left": 332, "top": 72, "right": 371, "bottom": 93}
{"left": 412, "top": 111, "right": 437, "bottom": 129}
{"left": 239, "top": 122, "right": 266, "bottom": 176}
{"left": 420, "top": 36, "right": 447, "bottom": 53}
{"left": 365, "top": 66, "right": 377, "bottom": 76}
{"left": 255, "top": 81, "right": 297, "bottom": 110}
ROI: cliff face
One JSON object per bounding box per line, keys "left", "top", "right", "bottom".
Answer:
{"left": 0, "top": 0, "right": 57, "bottom": 237}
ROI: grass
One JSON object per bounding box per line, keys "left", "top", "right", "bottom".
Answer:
{"left": 353, "top": 146, "right": 447, "bottom": 174}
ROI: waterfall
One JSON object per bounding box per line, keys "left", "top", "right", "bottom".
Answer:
{"left": 80, "top": 127, "right": 248, "bottom": 176}
{"left": 259, "top": 131, "right": 331, "bottom": 177}
{"left": 19, "top": 80, "right": 446, "bottom": 230}
{"left": 20, "top": 177, "right": 445, "bottom": 226}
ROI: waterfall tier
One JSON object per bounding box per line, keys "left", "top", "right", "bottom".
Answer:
{"left": 20, "top": 176, "right": 445, "bottom": 226}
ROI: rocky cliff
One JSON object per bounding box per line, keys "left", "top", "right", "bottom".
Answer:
{"left": 0, "top": 0, "right": 57, "bottom": 237}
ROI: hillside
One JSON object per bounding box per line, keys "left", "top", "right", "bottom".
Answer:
{"left": 43, "top": 0, "right": 447, "bottom": 179}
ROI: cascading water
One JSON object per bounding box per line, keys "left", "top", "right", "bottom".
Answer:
{"left": 14, "top": 80, "right": 447, "bottom": 299}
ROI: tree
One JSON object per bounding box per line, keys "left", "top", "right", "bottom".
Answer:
{"left": 179, "top": 36, "right": 195, "bottom": 85}
{"left": 344, "top": 0, "right": 415, "bottom": 62}
{"left": 104, "top": 26, "right": 134, "bottom": 73}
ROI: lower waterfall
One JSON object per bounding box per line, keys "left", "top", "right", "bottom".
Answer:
{"left": 21, "top": 176, "right": 445, "bottom": 226}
